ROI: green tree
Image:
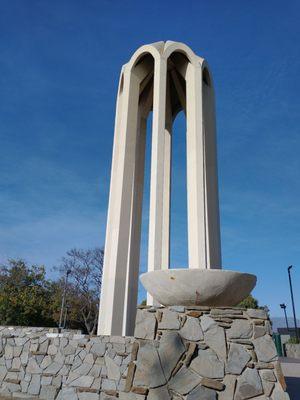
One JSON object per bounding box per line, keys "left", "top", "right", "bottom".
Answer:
{"left": 238, "top": 294, "right": 259, "bottom": 309}
{"left": 0, "top": 259, "right": 57, "bottom": 327}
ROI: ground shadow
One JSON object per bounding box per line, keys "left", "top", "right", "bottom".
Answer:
{"left": 285, "top": 377, "right": 300, "bottom": 399}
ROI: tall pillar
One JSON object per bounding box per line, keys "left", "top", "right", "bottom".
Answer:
{"left": 98, "top": 66, "right": 140, "bottom": 335}
{"left": 147, "top": 58, "right": 170, "bottom": 304}
{"left": 185, "top": 63, "right": 207, "bottom": 269}
{"left": 122, "top": 81, "right": 153, "bottom": 335}
{"left": 202, "top": 70, "right": 222, "bottom": 268}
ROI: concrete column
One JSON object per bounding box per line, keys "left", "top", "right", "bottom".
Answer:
{"left": 202, "top": 69, "right": 222, "bottom": 268}
{"left": 185, "top": 63, "right": 207, "bottom": 269}
{"left": 147, "top": 57, "right": 169, "bottom": 304}
{"left": 122, "top": 114, "right": 147, "bottom": 336}
{"left": 98, "top": 66, "right": 140, "bottom": 335}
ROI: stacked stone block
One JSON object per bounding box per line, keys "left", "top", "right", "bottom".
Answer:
{"left": 132, "top": 306, "right": 289, "bottom": 400}
{"left": 0, "top": 307, "right": 290, "bottom": 399}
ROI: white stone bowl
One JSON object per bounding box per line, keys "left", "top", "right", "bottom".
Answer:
{"left": 140, "top": 269, "right": 257, "bottom": 307}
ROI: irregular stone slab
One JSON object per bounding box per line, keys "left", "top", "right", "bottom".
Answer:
{"left": 262, "top": 379, "right": 275, "bottom": 396}
{"left": 158, "top": 332, "right": 185, "bottom": 380}
{"left": 119, "top": 393, "right": 143, "bottom": 399}
{"left": 28, "top": 374, "right": 41, "bottom": 395}
{"left": 105, "top": 355, "right": 121, "bottom": 380}
{"left": 260, "top": 369, "right": 276, "bottom": 382}
{"left": 253, "top": 336, "right": 277, "bottom": 363}
{"left": 91, "top": 343, "right": 106, "bottom": 357}
{"left": 40, "top": 355, "right": 52, "bottom": 370}
{"left": 148, "top": 385, "right": 171, "bottom": 399}
{"left": 69, "top": 375, "right": 94, "bottom": 388}
{"left": 26, "top": 358, "right": 42, "bottom": 374}
{"left": 4, "top": 345, "right": 13, "bottom": 360}
{"left": 43, "top": 361, "right": 64, "bottom": 375}
{"left": 201, "top": 315, "right": 217, "bottom": 332}
{"left": 47, "top": 344, "right": 57, "bottom": 355}
{"left": 57, "top": 387, "right": 78, "bottom": 400}
{"left": 170, "top": 306, "right": 185, "bottom": 313}
{"left": 272, "top": 384, "right": 290, "bottom": 400}
{"left": 219, "top": 375, "right": 237, "bottom": 400}
{"left": 180, "top": 317, "right": 204, "bottom": 341}
{"left": 40, "top": 385, "right": 58, "bottom": 399}
{"left": 72, "top": 362, "right": 93, "bottom": 375}
{"left": 158, "top": 310, "right": 180, "bottom": 330}
{"left": 253, "top": 325, "right": 266, "bottom": 339}
{"left": 234, "top": 368, "right": 263, "bottom": 400}
{"left": 246, "top": 309, "right": 268, "bottom": 320}
{"left": 211, "top": 309, "right": 243, "bottom": 316}
{"left": 201, "top": 377, "right": 225, "bottom": 390}
{"left": 168, "top": 365, "right": 202, "bottom": 395}
{"left": 201, "top": 316, "right": 227, "bottom": 361}
{"left": 101, "top": 378, "right": 117, "bottom": 391}
{"left": 190, "top": 349, "right": 224, "bottom": 379}
{"left": 78, "top": 392, "right": 99, "bottom": 400}
{"left": 134, "top": 310, "right": 157, "bottom": 340}
{"left": 133, "top": 342, "right": 166, "bottom": 388}
{"left": 186, "top": 385, "right": 217, "bottom": 400}
{"left": 227, "top": 320, "right": 253, "bottom": 339}
{"left": 226, "top": 343, "right": 251, "bottom": 375}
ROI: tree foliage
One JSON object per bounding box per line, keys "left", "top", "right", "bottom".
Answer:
{"left": 0, "top": 248, "right": 103, "bottom": 334}
{"left": 0, "top": 260, "right": 57, "bottom": 327}
{"left": 238, "top": 294, "right": 259, "bottom": 309}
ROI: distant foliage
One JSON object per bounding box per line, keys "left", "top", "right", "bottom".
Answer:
{"left": 238, "top": 294, "right": 259, "bottom": 309}
{"left": 54, "top": 248, "right": 104, "bottom": 335}
{"left": 287, "top": 336, "right": 300, "bottom": 344}
{"left": 0, "top": 248, "right": 104, "bottom": 334}
{"left": 0, "top": 260, "right": 57, "bottom": 327}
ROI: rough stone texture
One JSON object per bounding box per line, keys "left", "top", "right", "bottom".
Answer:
{"left": 227, "top": 320, "right": 253, "bottom": 339}
{"left": 253, "top": 335, "right": 277, "bottom": 363}
{"left": 134, "top": 310, "right": 156, "bottom": 340}
{"left": 158, "top": 332, "right": 185, "bottom": 380}
{"left": 285, "top": 343, "right": 300, "bottom": 359}
{"left": 186, "top": 385, "right": 217, "bottom": 399}
{"left": 226, "top": 343, "right": 251, "bottom": 375}
{"left": 133, "top": 342, "right": 166, "bottom": 388}
{"left": 201, "top": 315, "right": 227, "bottom": 361}
{"left": 168, "top": 365, "right": 202, "bottom": 395}
{"left": 219, "top": 375, "right": 237, "bottom": 400}
{"left": 190, "top": 348, "right": 224, "bottom": 378}
{"left": 234, "top": 368, "right": 263, "bottom": 399}
{"left": 179, "top": 317, "right": 203, "bottom": 341}
{"left": 0, "top": 307, "right": 290, "bottom": 399}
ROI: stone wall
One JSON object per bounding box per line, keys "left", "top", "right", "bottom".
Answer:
{"left": 0, "top": 307, "right": 290, "bottom": 399}
{"left": 285, "top": 343, "right": 300, "bottom": 359}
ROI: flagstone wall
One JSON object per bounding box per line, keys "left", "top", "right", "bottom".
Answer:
{"left": 0, "top": 307, "right": 290, "bottom": 399}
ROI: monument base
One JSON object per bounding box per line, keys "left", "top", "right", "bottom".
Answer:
{"left": 132, "top": 305, "right": 289, "bottom": 399}
{"left": 0, "top": 307, "right": 290, "bottom": 399}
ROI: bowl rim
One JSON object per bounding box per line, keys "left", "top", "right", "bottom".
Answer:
{"left": 140, "top": 268, "right": 256, "bottom": 277}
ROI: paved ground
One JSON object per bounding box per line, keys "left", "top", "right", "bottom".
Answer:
{"left": 280, "top": 356, "right": 300, "bottom": 399}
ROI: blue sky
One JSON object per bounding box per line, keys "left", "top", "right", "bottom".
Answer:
{"left": 0, "top": 0, "right": 300, "bottom": 318}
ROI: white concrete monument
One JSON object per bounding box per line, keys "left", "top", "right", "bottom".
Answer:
{"left": 98, "top": 41, "right": 256, "bottom": 336}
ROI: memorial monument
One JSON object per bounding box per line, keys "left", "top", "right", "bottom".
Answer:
{"left": 0, "top": 41, "right": 290, "bottom": 400}
{"left": 98, "top": 41, "right": 256, "bottom": 337}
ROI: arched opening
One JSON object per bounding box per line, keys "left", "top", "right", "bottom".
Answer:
{"left": 167, "top": 52, "right": 189, "bottom": 268}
